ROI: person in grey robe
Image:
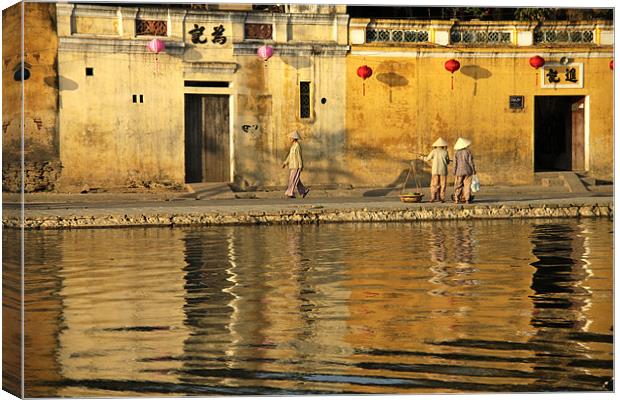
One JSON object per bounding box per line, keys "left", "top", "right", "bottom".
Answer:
{"left": 452, "top": 137, "right": 476, "bottom": 204}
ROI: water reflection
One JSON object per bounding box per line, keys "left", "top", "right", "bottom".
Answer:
{"left": 13, "top": 219, "right": 612, "bottom": 396}
{"left": 527, "top": 222, "right": 608, "bottom": 389}
{"left": 3, "top": 228, "right": 24, "bottom": 396}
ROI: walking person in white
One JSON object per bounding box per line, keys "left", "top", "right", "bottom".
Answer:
{"left": 282, "top": 131, "right": 310, "bottom": 198}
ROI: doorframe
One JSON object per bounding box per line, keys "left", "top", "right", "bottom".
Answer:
{"left": 531, "top": 94, "right": 590, "bottom": 173}
{"left": 183, "top": 87, "right": 234, "bottom": 183}
{"left": 584, "top": 95, "right": 590, "bottom": 172}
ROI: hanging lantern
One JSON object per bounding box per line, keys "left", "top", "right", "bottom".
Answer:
{"left": 529, "top": 55, "right": 545, "bottom": 69}
{"left": 146, "top": 38, "right": 165, "bottom": 54}
{"left": 145, "top": 39, "right": 165, "bottom": 74}
{"left": 610, "top": 60, "right": 614, "bottom": 70}
{"left": 529, "top": 55, "right": 545, "bottom": 86}
{"left": 444, "top": 59, "right": 460, "bottom": 90}
{"left": 257, "top": 45, "right": 274, "bottom": 67}
{"left": 356, "top": 65, "right": 373, "bottom": 96}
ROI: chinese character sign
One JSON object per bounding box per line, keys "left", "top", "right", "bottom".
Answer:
{"left": 541, "top": 63, "right": 584, "bottom": 88}
{"left": 189, "top": 24, "right": 207, "bottom": 44}
{"left": 188, "top": 23, "right": 228, "bottom": 46}
{"left": 211, "top": 25, "right": 227, "bottom": 45}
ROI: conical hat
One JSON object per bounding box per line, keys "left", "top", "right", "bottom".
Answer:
{"left": 454, "top": 137, "right": 472, "bottom": 150}
{"left": 290, "top": 131, "right": 302, "bottom": 140}
{"left": 432, "top": 137, "right": 448, "bottom": 147}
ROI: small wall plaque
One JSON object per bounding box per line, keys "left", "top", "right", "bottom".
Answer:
{"left": 509, "top": 95, "right": 524, "bottom": 109}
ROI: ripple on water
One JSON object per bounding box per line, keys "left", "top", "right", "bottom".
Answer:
{"left": 9, "top": 219, "right": 613, "bottom": 396}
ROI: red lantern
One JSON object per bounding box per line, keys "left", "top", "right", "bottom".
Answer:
{"left": 529, "top": 56, "right": 545, "bottom": 86}
{"left": 444, "top": 59, "right": 460, "bottom": 90}
{"left": 529, "top": 55, "right": 545, "bottom": 69}
{"left": 444, "top": 59, "right": 460, "bottom": 73}
{"left": 610, "top": 60, "right": 614, "bottom": 70}
{"left": 356, "top": 65, "right": 373, "bottom": 95}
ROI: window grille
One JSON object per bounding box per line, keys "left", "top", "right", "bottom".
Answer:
{"left": 450, "top": 29, "right": 512, "bottom": 45}
{"left": 377, "top": 30, "right": 390, "bottom": 41}
{"left": 534, "top": 28, "right": 594, "bottom": 44}
{"left": 135, "top": 19, "right": 167, "bottom": 36}
{"left": 245, "top": 23, "right": 273, "bottom": 40}
{"left": 300, "top": 82, "right": 311, "bottom": 119}
{"left": 366, "top": 28, "right": 429, "bottom": 43}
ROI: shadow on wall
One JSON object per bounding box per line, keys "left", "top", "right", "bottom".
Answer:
{"left": 376, "top": 72, "right": 409, "bottom": 103}
{"left": 459, "top": 65, "right": 492, "bottom": 96}
{"left": 280, "top": 54, "right": 312, "bottom": 69}
{"left": 47, "top": 76, "right": 79, "bottom": 91}
{"left": 233, "top": 131, "right": 355, "bottom": 191}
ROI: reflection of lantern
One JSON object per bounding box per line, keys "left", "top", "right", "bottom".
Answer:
{"left": 257, "top": 45, "right": 274, "bottom": 67}
{"left": 444, "top": 59, "right": 460, "bottom": 90}
{"left": 529, "top": 55, "right": 545, "bottom": 86}
{"left": 146, "top": 38, "right": 165, "bottom": 53}
{"left": 610, "top": 60, "right": 614, "bottom": 70}
{"left": 356, "top": 65, "right": 372, "bottom": 95}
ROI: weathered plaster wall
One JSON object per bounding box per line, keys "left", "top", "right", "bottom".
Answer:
{"left": 2, "top": 2, "right": 60, "bottom": 192}
{"left": 55, "top": 4, "right": 348, "bottom": 191}
{"left": 346, "top": 48, "right": 614, "bottom": 186}
{"left": 57, "top": 50, "right": 185, "bottom": 190}
{"left": 233, "top": 53, "right": 347, "bottom": 189}
{"left": 56, "top": 5, "right": 186, "bottom": 190}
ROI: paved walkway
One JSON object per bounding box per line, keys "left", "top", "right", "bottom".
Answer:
{"left": 2, "top": 184, "right": 613, "bottom": 229}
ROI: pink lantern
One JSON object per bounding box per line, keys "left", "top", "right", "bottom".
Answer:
{"left": 257, "top": 45, "right": 274, "bottom": 62}
{"left": 146, "top": 38, "right": 165, "bottom": 54}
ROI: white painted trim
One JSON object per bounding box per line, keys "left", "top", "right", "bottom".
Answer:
{"left": 229, "top": 94, "right": 235, "bottom": 183}
{"left": 183, "top": 87, "right": 232, "bottom": 95}
{"left": 531, "top": 95, "right": 536, "bottom": 174}
{"left": 584, "top": 96, "right": 590, "bottom": 172}
{"left": 350, "top": 50, "right": 613, "bottom": 58}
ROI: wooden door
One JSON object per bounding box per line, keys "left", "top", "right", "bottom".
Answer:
{"left": 202, "top": 95, "right": 230, "bottom": 182}
{"left": 571, "top": 97, "right": 585, "bottom": 171}
{"left": 184, "top": 95, "right": 202, "bottom": 183}
{"left": 184, "top": 94, "right": 230, "bottom": 183}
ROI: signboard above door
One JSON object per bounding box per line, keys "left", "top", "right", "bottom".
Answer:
{"left": 540, "top": 63, "right": 584, "bottom": 89}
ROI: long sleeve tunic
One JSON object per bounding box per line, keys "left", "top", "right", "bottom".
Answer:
{"left": 283, "top": 141, "right": 303, "bottom": 170}
{"left": 453, "top": 149, "right": 476, "bottom": 176}
{"left": 424, "top": 148, "right": 451, "bottom": 176}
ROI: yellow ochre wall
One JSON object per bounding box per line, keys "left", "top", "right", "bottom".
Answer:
{"left": 53, "top": 3, "right": 349, "bottom": 190}
{"left": 346, "top": 47, "right": 614, "bottom": 186}
{"left": 2, "top": 2, "right": 60, "bottom": 191}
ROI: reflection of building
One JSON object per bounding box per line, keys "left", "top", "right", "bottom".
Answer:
{"left": 178, "top": 224, "right": 352, "bottom": 392}
{"left": 527, "top": 221, "right": 612, "bottom": 389}
{"left": 55, "top": 229, "right": 191, "bottom": 396}
{"left": 3, "top": 229, "right": 23, "bottom": 397}
{"left": 2, "top": 3, "right": 613, "bottom": 192}
{"left": 23, "top": 231, "right": 64, "bottom": 398}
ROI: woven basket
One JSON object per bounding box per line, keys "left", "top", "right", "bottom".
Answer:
{"left": 399, "top": 193, "right": 424, "bottom": 203}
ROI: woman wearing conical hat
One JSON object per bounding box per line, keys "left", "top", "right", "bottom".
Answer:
{"left": 282, "top": 130, "right": 310, "bottom": 199}
{"left": 452, "top": 137, "right": 476, "bottom": 204}
{"left": 422, "top": 137, "right": 451, "bottom": 202}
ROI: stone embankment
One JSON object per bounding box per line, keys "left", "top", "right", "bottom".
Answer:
{"left": 3, "top": 198, "right": 613, "bottom": 229}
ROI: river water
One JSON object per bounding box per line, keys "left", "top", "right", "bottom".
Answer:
{"left": 3, "top": 218, "right": 613, "bottom": 396}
